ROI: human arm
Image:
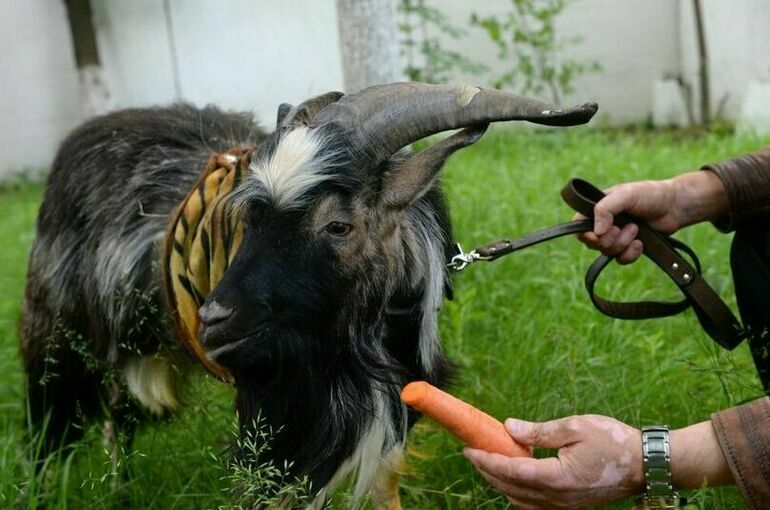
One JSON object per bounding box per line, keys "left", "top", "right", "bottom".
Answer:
{"left": 710, "top": 397, "right": 770, "bottom": 507}
{"left": 578, "top": 147, "right": 770, "bottom": 264}
{"left": 577, "top": 170, "right": 729, "bottom": 264}
{"left": 463, "top": 414, "right": 734, "bottom": 510}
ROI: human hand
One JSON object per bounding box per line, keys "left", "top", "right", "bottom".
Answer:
{"left": 575, "top": 179, "right": 679, "bottom": 264}
{"left": 464, "top": 415, "right": 644, "bottom": 510}
{"left": 576, "top": 171, "right": 728, "bottom": 264}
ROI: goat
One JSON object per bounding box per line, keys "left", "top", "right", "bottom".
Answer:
{"left": 20, "top": 82, "right": 596, "bottom": 507}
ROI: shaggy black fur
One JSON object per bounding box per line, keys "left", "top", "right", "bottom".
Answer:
{"left": 20, "top": 102, "right": 454, "bottom": 499}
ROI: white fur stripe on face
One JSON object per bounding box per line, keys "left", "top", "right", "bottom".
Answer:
{"left": 249, "top": 127, "right": 336, "bottom": 209}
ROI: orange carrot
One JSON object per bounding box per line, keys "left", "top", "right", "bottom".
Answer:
{"left": 401, "top": 381, "right": 531, "bottom": 457}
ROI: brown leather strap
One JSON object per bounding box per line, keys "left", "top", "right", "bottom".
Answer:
{"left": 473, "top": 219, "right": 594, "bottom": 261}
{"left": 562, "top": 178, "right": 745, "bottom": 350}
{"left": 451, "top": 178, "right": 746, "bottom": 351}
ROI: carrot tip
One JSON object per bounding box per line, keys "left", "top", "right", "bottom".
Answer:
{"left": 400, "top": 381, "right": 430, "bottom": 406}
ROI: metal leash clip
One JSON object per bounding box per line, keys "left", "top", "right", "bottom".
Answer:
{"left": 447, "top": 243, "right": 488, "bottom": 272}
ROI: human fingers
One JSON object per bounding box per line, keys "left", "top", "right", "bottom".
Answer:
{"left": 506, "top": 417, "right": 581, "bottom": 449}
{"left": 616, "top": 239, "right": 644, "bottom": 265}
{"left": 469, "top": 461, "right": 548, "bottom": 508}
{"left": 464, "top": 449, "right": 563, "bottom": 489}
{"left": 576, "top": 230, "right": 600, "bottom": 249}
{"left": 593, "top": 186, "right": 638, "bottom": 236}
{"left": 602, "top": 223, "right": 639, "bottom": 257}
{"left": 596, "top": 225, "right": 621, "bottom": 252}
{"left": 573, "top": 212, "right": 606, "bottom": 251}
{"left": 474, "top": 464, "right": 544, "bottom": 510}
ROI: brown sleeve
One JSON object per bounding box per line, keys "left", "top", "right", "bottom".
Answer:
{"left": 701, "top": 147, "right": 770, "bottom": 232}
{"left": 711, "top": 397, "right": 770, "bottom": 508}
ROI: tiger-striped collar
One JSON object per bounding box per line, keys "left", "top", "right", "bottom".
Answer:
{"left": 163, "top": 148, "right": 254, "bottom": 383}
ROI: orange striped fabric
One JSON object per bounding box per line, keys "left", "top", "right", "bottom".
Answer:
{"left": 164, "top": 148, "right": 254, "bottom": 383}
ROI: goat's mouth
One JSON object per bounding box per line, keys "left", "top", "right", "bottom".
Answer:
{"left": 205, "top": 336, "right": 251, "bottom": 360}
{"left": 204, "top": 325, "right": 272, "bottom": 363}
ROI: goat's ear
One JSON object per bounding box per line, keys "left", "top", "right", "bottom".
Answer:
{"left": 278, "top": 91, "right": 345, "bottom": 129}
{"left": 276, "top": 103, "right": 293, "bottom": 127}
{"left": 381, "top": 124, "right": 488, "bottom": 209}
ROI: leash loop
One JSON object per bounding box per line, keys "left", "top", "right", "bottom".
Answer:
{"left": 451, "top": 178, "right": 746, "bottom": 351}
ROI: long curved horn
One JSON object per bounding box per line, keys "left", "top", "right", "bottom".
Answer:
{"left": 310, "top": 82, "right": 598, "bottom": 165}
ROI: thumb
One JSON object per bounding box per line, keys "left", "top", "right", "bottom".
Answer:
{"left": 593, "top": 198, "right": 616, "bottom": 236}
{"left": 505, "top": 417, "right": 576, "bottom": 449}
{"left": 593, "top": 186, "right": 633, "bottom": 236}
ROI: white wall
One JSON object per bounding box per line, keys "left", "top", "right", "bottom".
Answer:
{"left": 0, "top": 0, "right": 82, "bottom": 178}
{"left": 91, "top": 0, "right": 177, "bottom": 107}
{"left": 168, "top": 0, "right": 344, "bottom": 117}
{"left": 92, "top": 0, "right": 345, "bottom": 118}
{"left": 557, "top": 0, "right": 680, "bottom": 124}
{"left": 433, "top": 0, "right": 681, "bottom": 125}
{"left": 679, "top": 0, "right": 770, "bottom": 121}
{"left": 435, "top": 0, "right": 770, "bottom": 126}
{"left": 2, "top": 0, "right": 770, "bottom": 179}
{"left": 0, "top": 0, "right": 345, "bottom": 180}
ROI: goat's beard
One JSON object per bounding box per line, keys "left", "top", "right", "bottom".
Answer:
{"left": 229, "top": 318, "right": 407, "bottom": 498}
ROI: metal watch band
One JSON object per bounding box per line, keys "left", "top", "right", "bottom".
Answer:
{"left": 638, "top": 426, "right": 682, "bottom": 509}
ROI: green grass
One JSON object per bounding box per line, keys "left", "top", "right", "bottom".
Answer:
{"left": 1, "top": 127, "right": 767, "bottom": 508}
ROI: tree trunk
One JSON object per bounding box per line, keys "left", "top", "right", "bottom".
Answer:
{"left": 64, "top": 0, "right": 111, "bottom": 115}
{"left": 336, "top": 0, "right": 402, "bottom": 93}
{"left": 692, "top": 0, "right": 710, "bottom": 129}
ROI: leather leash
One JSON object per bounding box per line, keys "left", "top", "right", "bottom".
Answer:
{"left": 448, "top": 178, "right": 746, "bottom": 351}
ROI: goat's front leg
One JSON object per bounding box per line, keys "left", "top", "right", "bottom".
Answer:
{"left": 102, "top": 381, "right": 138, "bottom": 489}
{"left": 101, "top": 417, "right": 122, "bottom": 490}
{"left": 370, "top": 446, "right": 405, "bottom": 510}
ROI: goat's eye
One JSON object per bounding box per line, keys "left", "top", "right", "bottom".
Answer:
{"left": 325, "top": 221, "right": 353, "bottom": 237}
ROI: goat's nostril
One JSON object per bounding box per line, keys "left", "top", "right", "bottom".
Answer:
{"left": 199, "top": 301, "right": 234, "bottom": 326}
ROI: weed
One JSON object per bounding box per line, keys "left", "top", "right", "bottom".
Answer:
{"left": 221, "top": 416, "right": 319, "bottom": 509}
{"left": 1, "top": 129, "right": 765, "bottom": 508}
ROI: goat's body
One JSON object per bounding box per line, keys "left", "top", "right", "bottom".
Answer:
{"left": 21, "top": 105, "right": 264, "bottom": 440}
{"left": 21, "top": 103, "right": 452, "bottom": 505}
{"left": 21, "top": 82, "right": 596, "bottom": 507}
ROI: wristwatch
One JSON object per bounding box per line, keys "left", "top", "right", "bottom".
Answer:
{"left": 633, "top": 426, "right": 684, "bottom": 509}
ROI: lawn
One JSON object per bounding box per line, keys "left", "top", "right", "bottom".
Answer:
{"left": 0, "top": 127, "right": 766, "bottom": 509}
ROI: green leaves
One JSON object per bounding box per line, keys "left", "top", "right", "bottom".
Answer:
{"left": 399, "top": 0, "right": 601, "bottom": 98}
{"left": 399, "top": 0, "right": 489, "bottom": 84}
{"left": 470, "top": 0, "right": 601, "bottom": 104}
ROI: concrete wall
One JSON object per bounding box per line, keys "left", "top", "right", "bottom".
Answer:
{"left": 2, "top": 0, "right": 770, "bottom": 179}
{"left": 436, "top": 0, "right": 770, "bottom": 126}
{"left": 0, "top": 0, "right": 82, "bottom": 178}
{"left": 0, "top": 0, "right": 344, "bottom": 179}
{"left": 434, "top": 0, "right": 681, "bottom": 125}
{"left": 558, "top": 0, "right": 680, "bottom": 124}
{"left": 98, "top": 0, "right": 346, "bottom": 117}
{"left": 679, "top": 0, "right": 770, "bottom": 121}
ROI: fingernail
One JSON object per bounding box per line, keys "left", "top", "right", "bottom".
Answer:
{"left": 594, "top": 219, "right": 606, "bottom": 235}
{"left": 505, "top": 418, "right": 526, "bottom": 436}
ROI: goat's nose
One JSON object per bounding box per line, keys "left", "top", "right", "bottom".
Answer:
{"left": 199, "top": 301, "right": 234, "bottom": 326}
{"left": 198, "top": 301, "right": 237, "bottom": 351}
